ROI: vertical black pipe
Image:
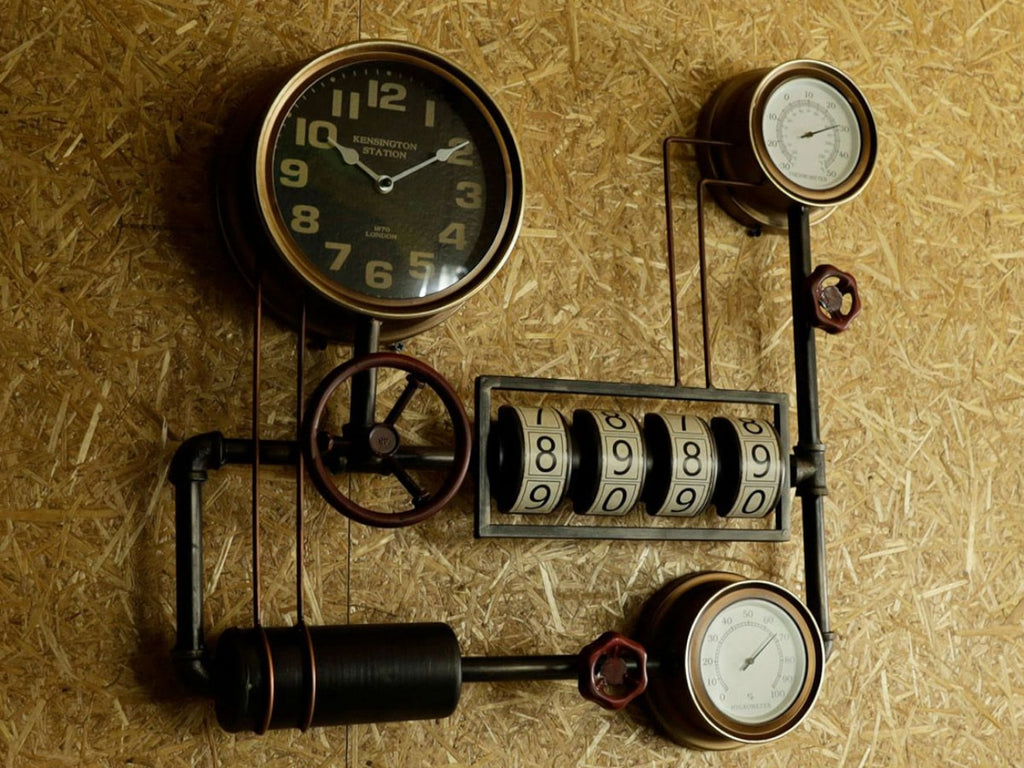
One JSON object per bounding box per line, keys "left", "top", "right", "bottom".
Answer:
{"left": 787, "top": 204, "right": 834, "bottom": 658}
{"left": 170, "top": 433, "right": 299, "bottom": 694}
{"left": 170, "top": 433, "right": 223, "bottom": 693}
{"left": 349, "top": 317, "right": 382, "bottom": 428}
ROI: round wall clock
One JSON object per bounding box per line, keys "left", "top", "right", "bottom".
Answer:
{"left": 695, "top": 60, "right": 876, "bottom": 231}
{"left": 217, "top": 40, "right": 525, "bottom": 342}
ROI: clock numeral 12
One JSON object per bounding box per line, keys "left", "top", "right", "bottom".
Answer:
{"left": 328, "top": 81, "right": 410, "bottom": 121}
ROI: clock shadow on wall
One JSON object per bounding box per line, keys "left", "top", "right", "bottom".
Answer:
{"left": 128, "top": 61, "right": 302, "bottom": 717}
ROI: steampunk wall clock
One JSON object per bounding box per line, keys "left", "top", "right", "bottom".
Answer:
{"left": 217, "top": 40, "right": 524, "bottom": 342}
{"left": 170, "top": 51, "right": 874, "bottom": 751}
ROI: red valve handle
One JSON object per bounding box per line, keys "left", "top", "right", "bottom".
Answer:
{"left": 806, "top": 264, "right": 862, "bottom": 334}
{"left": 577, "top": 632, "right": 648, "bottom": 710}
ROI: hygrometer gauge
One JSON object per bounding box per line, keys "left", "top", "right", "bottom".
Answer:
{"left": 638, "top": 571, "right": 824, "bottom": 749}
{"left": 696, "top": 59, "right": 876, "bottom": 231}
{"left": 217, "top": 40, "right": 524, "bottom": 342}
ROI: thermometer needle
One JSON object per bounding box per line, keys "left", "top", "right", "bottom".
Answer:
{"left": 800, "top": 125, "right": 839, "bottom": 138}
{"left": 740, "top": 633, "right": 777, "bottom": 671}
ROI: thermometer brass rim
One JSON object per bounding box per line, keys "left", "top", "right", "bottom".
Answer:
{"left": 696, "top": 59, "right": 876, "bottom": 231}
{"left": 637, "top": 571, "right": 824, "bottom": 749}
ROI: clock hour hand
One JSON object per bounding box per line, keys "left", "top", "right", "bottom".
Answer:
{"left": 327, "top": 138, "right": 382, "bottom": 182}
{"left": 388, "top": 141, "right": 470, "bottom": 184}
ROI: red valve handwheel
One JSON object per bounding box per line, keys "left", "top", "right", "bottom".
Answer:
{"left": 806, "top": 264, "right": 862, "bottom": 333}
{"left": 577, "top": 632, "right": 648, "bottom": 710}
{"left": 302, "top": 352, "right": 472, "bottom": 528}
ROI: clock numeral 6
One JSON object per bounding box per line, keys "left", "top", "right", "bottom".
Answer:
{"left": 366, "top": 260, "right": 393, "bottom": 290}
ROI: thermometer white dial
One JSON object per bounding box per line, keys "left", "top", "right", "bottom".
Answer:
{"left": 761, "top": 77, "right": 862, "bottom": 191}
{"left": 695, "top": 59, "right": 876, "bottom": 230}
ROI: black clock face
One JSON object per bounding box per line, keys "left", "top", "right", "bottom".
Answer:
{"left": 259, "top": 50, "right": 518, "bottom": 310}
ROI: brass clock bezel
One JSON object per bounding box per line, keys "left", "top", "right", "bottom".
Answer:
{"left": 218, "top": 40, "right": 524, "bottom": 342}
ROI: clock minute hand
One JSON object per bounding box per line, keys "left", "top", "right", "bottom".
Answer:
{"left": 389, "top": 141, "right": 470, "bottom": 184}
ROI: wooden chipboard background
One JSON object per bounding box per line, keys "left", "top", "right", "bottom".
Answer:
{"left": 1, "top": 1, "right": 1022, "bottom": 766}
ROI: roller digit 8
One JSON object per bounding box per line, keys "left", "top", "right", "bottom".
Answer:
{"left": 490, "top": 406, "right": 573, "bottom": 514}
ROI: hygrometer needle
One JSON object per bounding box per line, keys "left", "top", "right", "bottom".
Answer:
{"left": 740, "top": 633, "right": 777, "bottom": 671}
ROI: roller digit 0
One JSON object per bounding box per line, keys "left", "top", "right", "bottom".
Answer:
{"left": 711, "top": 417, "right": 785, "bottom": 518}
{"left": 571, "top": 410, "right": 646, "bottom": 516}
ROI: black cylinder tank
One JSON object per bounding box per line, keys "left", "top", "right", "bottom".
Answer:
{"left": 212, "top": 622, "right": 463, "bottom": 732}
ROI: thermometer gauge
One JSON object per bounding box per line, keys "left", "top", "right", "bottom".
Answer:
{"left": 696, "top": 60, "right": 876, "bottom": 231}
{"left": 759, "top": 76, "right": 863, "bottom": 192}
{"left": 638, "top": 571, "right": 824, "bottom": 749}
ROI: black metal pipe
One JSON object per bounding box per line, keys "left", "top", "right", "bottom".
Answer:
{"left": 787, "top": 204, "right": 834, "bottom": 659}
{"left": 169, "top": 432, "right": 302, "bottom": 694}
{"left": 462, "top": 655, "right": 579, "bottom": 683}
{"left": 461, "top": 653, "right": 656, "bottom": 684}
{"left": 349, "top": 317, "right": 381, "bottom": 429}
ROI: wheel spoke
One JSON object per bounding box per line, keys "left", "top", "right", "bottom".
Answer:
{"left": 384, "top": 375, "right": 426, "bottom": 426}
{"left": 387, "top": 457, "right": 431, "bottom": 507}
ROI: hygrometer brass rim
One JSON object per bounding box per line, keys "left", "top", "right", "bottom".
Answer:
{"left": 637, "top": 571, "right": 824, "bottom": 750}
{"left": 219, "top": 40, "right": 524, "bottom": 341}
{"left": 696, "top": 59, "right": 876, "bottom": 231}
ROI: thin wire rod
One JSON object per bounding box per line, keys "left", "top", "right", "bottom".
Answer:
{"left": 663, "top": 136, "right": 768, "bottom": 390}
{"left": 295, "top": 303, "right": 307, "bottom": 627}
{"left": 662, "top": 136, "right": 736, "bottom": 390}
{"left": 662, "top": 138, "right": 684, "bottom": 389}
{"left": 695, "top": 176, "right": 763, "bottom": 389}
{"left": 695, "top": 177, "right": 715, "bottom": 389}
{"left": 294, "top": 304, "right": 317, "bottom": 730}
{"left": 251, "top": 280, "right": 264, "bottom": 628}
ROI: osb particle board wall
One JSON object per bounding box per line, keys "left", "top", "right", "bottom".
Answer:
{"left": 1, "top": 1, "right": 1021, "bottom": 766}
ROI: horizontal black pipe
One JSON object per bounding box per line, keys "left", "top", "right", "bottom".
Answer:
{"left": 461, "top": 654, "right": 657, "bottom": 684}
